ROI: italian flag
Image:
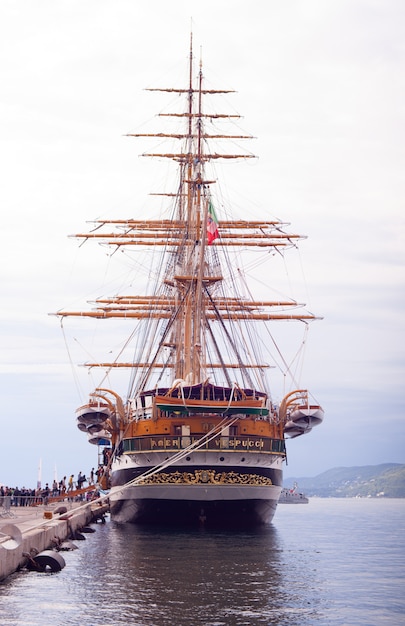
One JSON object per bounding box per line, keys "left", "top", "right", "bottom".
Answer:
{"left": 207, "top": 199, "right": 219, "bottom": 245}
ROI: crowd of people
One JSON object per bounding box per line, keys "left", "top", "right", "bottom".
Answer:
{"left": 0, "top": 465, "right": 107, "bottom": 507}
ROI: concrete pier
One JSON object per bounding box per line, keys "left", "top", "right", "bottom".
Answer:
{"left": 0, "top": 500, "right": 109, "bottom": 582}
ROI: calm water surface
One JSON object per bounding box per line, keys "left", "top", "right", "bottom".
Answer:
{"left": 1, "top": 498, "right": 404, "bottom": 625}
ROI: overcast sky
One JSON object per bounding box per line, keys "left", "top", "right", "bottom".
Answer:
{"left": 1, "top": 0, "right": 404, "bottom": 488}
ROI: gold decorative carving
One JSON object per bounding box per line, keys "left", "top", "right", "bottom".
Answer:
{"left": 138, "top": 469, "right": 273, "bottom": 486}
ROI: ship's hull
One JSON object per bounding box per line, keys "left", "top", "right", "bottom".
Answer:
{"left": 109, "top": 451, "right": 283, "bottom": 527}
{"left": 110, "top": 491, "right": 280, "bottom": 527}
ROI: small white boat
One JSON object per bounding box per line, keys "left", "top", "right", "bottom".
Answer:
{"left": 278, "top": 483, "right": 309, "bottom": 504}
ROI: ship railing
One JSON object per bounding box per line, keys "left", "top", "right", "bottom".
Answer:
{"left": 122, "top": 434, "right": 286, "bottom": 455}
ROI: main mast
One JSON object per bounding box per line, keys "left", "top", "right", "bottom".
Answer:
{"left": 177, "top": 38, "right": 209, "bottom": 384}
{"left": 181, "top": 36, "right": 197, "bottom": 382}
{"left": 139, "top": 36, "right": 255, "bottom": 386}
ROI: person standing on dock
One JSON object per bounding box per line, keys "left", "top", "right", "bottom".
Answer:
{"left": 42, "top": 483, "right": 50, "bottom": 505}
{"left": 77, "top": 472, "right": 86, "bottom": 489}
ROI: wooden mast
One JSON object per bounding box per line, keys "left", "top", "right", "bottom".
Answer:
{"left": 180, "top": 32, "right": 196, "bottom": 382}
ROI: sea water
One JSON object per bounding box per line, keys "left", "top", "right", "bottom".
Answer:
{"left": 0, "top": 498, "right": 404, "bottom": 625}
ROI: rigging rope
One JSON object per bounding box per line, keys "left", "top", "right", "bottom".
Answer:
{"left": 60, "top": 318, "right": 86, "bottom": 402}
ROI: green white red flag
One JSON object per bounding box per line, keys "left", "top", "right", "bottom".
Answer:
{"left": 207, "top": 200, "right": 219, "bottom": 244}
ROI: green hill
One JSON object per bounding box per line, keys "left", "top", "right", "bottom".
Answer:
{"left": 284, "top": 463, "right": 405, "bottom": 498}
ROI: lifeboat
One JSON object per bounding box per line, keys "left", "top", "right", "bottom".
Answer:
{"left": 75, "top": 402, "right": 111, "bottom": 425}
{"left": 76, "top": 419, "right": 88, "bottom": 432}
{"left": 87, "top": 429, "right": 112, "bottom": 445}
{"left": 284, "top": 405, "right": 324, "bottom": 438}
{"left": 279, "top": 390, "right": 323, "bottom": 438}
{"left": 284, "top": 421, "right": 310, "bottom": 438}
{"left": 288, "top": 405, "right": 324, "bottom": 428}
{"left": 87, "top": 422, "right": 106, "bottom": 435}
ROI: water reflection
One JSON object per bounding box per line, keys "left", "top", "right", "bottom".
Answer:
{"left": 71, "top": 521, "right": 322, "bottom": 625}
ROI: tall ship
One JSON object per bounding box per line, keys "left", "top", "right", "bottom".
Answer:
{"left": 56, "top": 37, "right": 324, "bottom": 526}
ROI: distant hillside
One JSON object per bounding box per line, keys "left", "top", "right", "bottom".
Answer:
{"left": 284, "top": 463, "right": 405, "bottom": 498}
